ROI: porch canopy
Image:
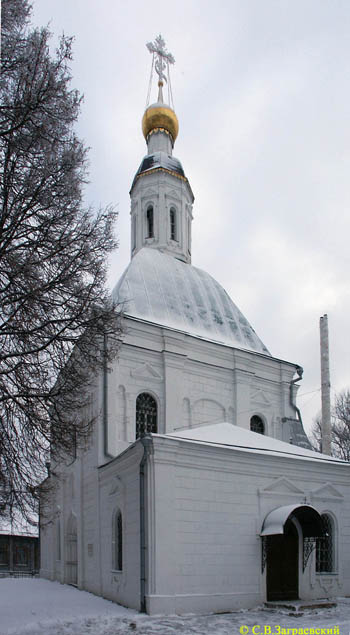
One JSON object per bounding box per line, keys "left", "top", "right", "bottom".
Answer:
{"left": 260, "top": 504, "right": 324, "bottom": 537}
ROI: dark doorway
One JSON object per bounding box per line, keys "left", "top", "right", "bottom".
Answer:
{"left": 266, "top": 519, "right": 299, "bottom": 601}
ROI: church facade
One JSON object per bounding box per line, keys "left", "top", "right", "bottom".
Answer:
{"left": 40, "top": 37, "right": 350, "bottom": 615}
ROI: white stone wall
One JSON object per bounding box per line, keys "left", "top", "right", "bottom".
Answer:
{"left": 104, "top": 317, "right": 299, "bottom": 455}
{"left": 40, "top": 381, "right": 103, "bottom": 590}
{"left": 98, "top": 444, "right": 143, "bottom": 610}
{"left": 40, "top": 317, "right": 311, "bottom": 613}
{"left": 144, "top": 436, "right": 350, "bottom": 615}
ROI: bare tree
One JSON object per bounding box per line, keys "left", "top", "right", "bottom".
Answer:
{"left": 310, "top": 390, "right": 350, "bottom": 460}
{"left": 331, "top": 390, "right": 350, "bottom": 461}
{"left": 310, "top": 416, "right": 322, "bottom": 454}
{"left": 0, "top": 0, "right": 122, "bottom": 524}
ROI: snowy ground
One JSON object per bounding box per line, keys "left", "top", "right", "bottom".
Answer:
{"left": 2, "top": 579, "right": 350, "bottom": 635}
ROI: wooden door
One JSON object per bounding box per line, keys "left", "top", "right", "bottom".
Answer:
{"left": 266, "top": 520, "right": 299, "bottom": 601}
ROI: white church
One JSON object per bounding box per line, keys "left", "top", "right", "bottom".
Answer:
{"left": 40, "top": 37, "right": 350, "bottom": 615}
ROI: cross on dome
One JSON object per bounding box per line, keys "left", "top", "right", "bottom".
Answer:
{"left": 146, "top": 35, "right": 175, "bottom": 107}
{"left": 146, "top": 35, "right": 175, "bottom": 85}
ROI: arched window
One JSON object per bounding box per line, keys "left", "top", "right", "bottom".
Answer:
{"left": 316, "top": 514, "right": 334, "bottom": 573}
{"left": 250, "top": 415, "right": 265, "bottom": 435}
{"left": 136, "top": 393, "right": 157, "bottom": 438}
{"left": 170, "top": 207, "right": 177, "bottom": 241}
{"left": 146, "top": 205, "right": 154, "bottom": 238}
{"left": 112, "top": 508, "right": 123, "bottom": 571}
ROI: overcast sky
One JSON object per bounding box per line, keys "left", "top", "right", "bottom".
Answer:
{"left": 31, "top": 0, "right": 350, "bottom": 433}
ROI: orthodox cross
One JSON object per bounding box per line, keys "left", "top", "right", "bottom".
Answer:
{"left": 146, "top": 35, "right": 175, "bottom": 84}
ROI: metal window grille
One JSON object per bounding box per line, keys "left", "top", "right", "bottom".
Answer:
{"left": 136, "top": 393, "right": 157, "bottom": 438}
{"left": 316, "top": 514, "right": 334, "bottom": 573}
{"left": 250, "top": 415, "right": 264, "bottom": 435}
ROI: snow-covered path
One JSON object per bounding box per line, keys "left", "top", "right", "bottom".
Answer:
{"left": 2, "top": 578, "right": 350, "bottom": 635}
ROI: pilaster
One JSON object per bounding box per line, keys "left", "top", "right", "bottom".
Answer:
{"left": 162, "top": 331, "right": 187, "bottom": 433}
{"left": 233, "top": 368, "right": 255, "bottom": 428}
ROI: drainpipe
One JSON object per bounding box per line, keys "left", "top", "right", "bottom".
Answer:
{"left": 139, "top": 435, "right": 152, "bottom": 613}
{"left": 290, "top": 365, "right": 304, "bottom": 425}
{"left": 103, "top": 334, "right": 113, "bottom": 460}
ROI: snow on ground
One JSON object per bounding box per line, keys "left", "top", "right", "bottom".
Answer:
{"left": 2, "top": 578, "right": 350, "bottom": 635}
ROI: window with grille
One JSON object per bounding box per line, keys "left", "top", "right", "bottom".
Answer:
{"left": 316, "top": 514, "right": 334, "bottom": 573}
{"left": 136, "top": 393, "right": 157, "bottom": 438}
{"left": 0, "top": 538, "right": 9, "bottom": 567}
{"left": 14, "top": 541, "right": 29, "bottom": 567}
{"left": 146, "top": 206, "right": 154, "bottom": 238}
{"left": 250, "top": 415, "right": 265, "bottom": 435}
{"left": 112, "top": 508, "right": 123, "bottom": 571}
{"left": 170, "top": 208, "right": 177, "bottom": 241}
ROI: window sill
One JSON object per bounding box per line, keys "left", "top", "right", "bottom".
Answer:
{"left": 111, "top": 569, "right": 122, "bottom": 574}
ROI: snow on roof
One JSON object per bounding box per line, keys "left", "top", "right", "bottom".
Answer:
{"left": 165, "top": 422, "right": 347, "bottom": 464}
{"left": 112, "top": 248, "right": 270, "bottom": 355}
{"left": 0, "top": 509, "right": 38, "bottom": 537}
{"left": 0, "top": 521, "right": 38, "bottom": 537}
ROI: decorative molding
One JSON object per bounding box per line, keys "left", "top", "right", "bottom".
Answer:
{"left": 259, "top": 476, "right": 305, "bottom": 498}
{"left": 166, "top": 189, "right": 181, "bottom": 201}
{"left": 250, "top": 389, "right": 272, "bottom": 407}
{"left": 109, "top": 476, "right": 123, "bottom": 496}
{"left": 303, "top": 537, "right": 316, "bottom": 571}
{"left": 131, "top": 362, "right": 163, "bottom": 382}
{"left": 310, "top": 483, "right": 343, "bottom": 502}
{"left": 141, "top": 187, "right": 157, "bottom": 198}
{"left": 318, "top": 574, "right": 338, "bottom": 595}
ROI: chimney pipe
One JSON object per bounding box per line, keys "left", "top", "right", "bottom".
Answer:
{"left": 320, "top": 314, "right": 332, "bottom": 455}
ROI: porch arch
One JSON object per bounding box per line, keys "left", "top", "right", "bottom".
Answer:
{"left": 261, "top": 504, "right": 324, "bottom": 601}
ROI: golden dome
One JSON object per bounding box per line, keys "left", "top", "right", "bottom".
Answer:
{"left": 142, "top": 103, "right": 179, "bottom": 143}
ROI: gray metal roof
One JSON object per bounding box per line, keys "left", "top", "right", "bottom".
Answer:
{"left": 112, "top": 248, "right": 270, "bottom": 354}
{"left": 131, "top": 151, "right": 186, "bottom": 190}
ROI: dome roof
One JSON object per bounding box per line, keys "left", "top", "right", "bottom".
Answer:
{"left": 112, "top": 248, "right": 270, "bottom": 355}
{"left": 142, "top": 102, "right": 179, "bottom": 142}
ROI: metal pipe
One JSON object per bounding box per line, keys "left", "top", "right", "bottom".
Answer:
{"left": 139, "top": 435, "right": 152, "bottom": 613}
{"left": 290, "top": 365, "right": 304, "bottom": 424}
{"left": 103, "top": 334, "right": 113, "bottom": 459}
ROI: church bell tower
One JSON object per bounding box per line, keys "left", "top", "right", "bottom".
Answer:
{"left": 130, "top": 36, "right": 194, "bottom": 264}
